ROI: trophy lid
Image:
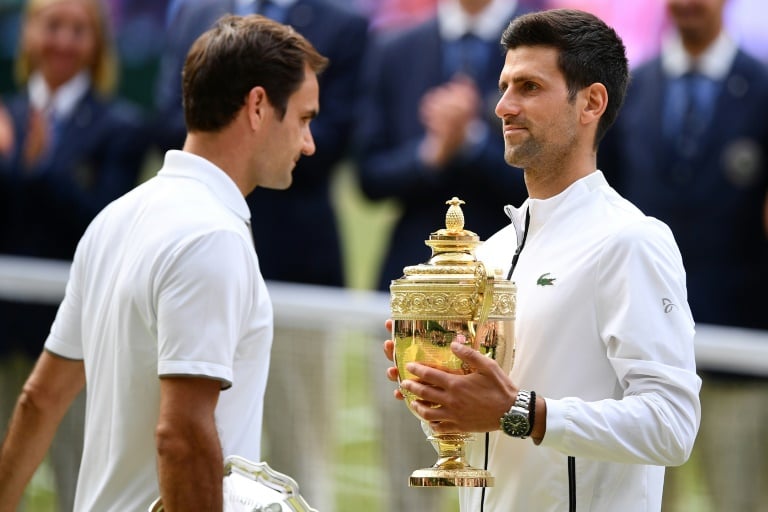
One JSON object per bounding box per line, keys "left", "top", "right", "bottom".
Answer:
{"left": 422, "top": 197, "right": 481, "bottom": 267}
{"left": 398, "top": 197, "right": 485, "bottom": 278}
{"left": 390, "top": 198, "right": 515, "bottom": 322}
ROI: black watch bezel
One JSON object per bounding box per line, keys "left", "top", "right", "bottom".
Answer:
{"left": 500, "top": 407, "right": 530, "bottom": 437}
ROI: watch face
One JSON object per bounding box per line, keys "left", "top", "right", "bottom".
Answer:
{"left": 501, "top": 410, "right": 530, "bottom": 437}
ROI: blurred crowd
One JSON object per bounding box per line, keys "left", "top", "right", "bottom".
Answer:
{"left": 0, "top": 0, "right": 766, "bottom": 511}
{"left": 1, "top": 0, "right": 766, "bottom": 106}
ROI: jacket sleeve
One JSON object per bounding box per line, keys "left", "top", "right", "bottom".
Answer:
{"left": 542, "top": 219, "right": 701, "bottom": 466}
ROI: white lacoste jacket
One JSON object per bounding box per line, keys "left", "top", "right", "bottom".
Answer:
{"left": 462, "top": 171, "right": 701, "bottom": 512}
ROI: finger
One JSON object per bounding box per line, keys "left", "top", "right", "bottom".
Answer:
{"left": 383, "top": 339, "right": 395, "bottom": 362}
{"left": 385, "top": 366, "right": 399, "bottom": 383}
{"left": 410, "top": 402, "right": 463, "bottom": 433}
{"left": 409, "top": 400, "right": 443, "bottom": 421}
{"left": 400, "top": 378, "right": 445, "bottom": 405}
{"left": 403, "top": 361, "right": 456, "bottom": 390}
{"left": 393, "top": 388, "right": 404, "bottom": 401}
{"left": 429, "top": 420, "right": 445, "bottom": 433}
{"left": 385, "top": 318, "right": 393, "bottom": 333}
{"left": 450, "top": 340, "right": 497, "bottom": 372}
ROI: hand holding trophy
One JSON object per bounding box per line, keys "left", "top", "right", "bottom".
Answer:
{"left": 390, "top": 197, "right": 516, "bottom": 487}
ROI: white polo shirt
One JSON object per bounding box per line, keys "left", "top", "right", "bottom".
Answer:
{"left": 463, "top": 171, "right": 701, "bottom": 512}
{"left": 45, "top": 150, "right": 273, "bottom": 512}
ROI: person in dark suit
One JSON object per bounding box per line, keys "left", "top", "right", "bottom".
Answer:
{"left": 153, "top": 3, "right": 368, "bottom": 510}
{"left": 355, "top": 0, "right": 534, "bottom": 509}
{"left": 0, "top": 0, "right": 147, "bottom": 510}
{"left": 598, "top": 0, "right": 768, "bottom": 510}
{"left": 355, "top": 0, "right": 533, "bottom": 292}
{"left": 155, "top": 0, "right": 368, "bottom": 288}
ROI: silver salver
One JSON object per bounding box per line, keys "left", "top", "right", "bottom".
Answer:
{"left": 148, "top": 455, "right": 317, "bottom": 512}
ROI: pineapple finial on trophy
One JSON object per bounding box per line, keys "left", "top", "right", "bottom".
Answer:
{"left": 445, "top": 197, "right": 465, "bottom": 233}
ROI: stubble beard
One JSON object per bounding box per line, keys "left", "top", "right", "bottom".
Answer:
{"left": 503, "top": 136, "right": 540, "bottom": 170}
{"left": 505, "top": 102, "right": 579, "bottom": 165}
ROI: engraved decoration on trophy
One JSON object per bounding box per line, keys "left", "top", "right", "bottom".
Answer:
{"left": 148, "top": 456, "right": 317, "bottom": 512}
{"left": 390, "top": 197, "right": 516, "bottom": 487}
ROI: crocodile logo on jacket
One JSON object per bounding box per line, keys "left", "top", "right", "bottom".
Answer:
{"left": 536, "top": 272, "right": 556, "bottom": 286}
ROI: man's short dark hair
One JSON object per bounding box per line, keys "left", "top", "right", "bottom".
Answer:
{"left": 501, "top": 9, "right": 629, "bottom": 147}
{"left": 182, "top": 14, "right": 329, "bottom": 132}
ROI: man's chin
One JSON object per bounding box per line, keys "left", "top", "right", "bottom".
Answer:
{"left": 250, "top": 182, "right": 290, "bottom": 195}
{"left": 504, "top": 150, "right": 521, "bottom": 168}
{"left": 270, "top": 179, "right": 293, "bottom": 191}
{"left": 504, "top": 145, "right": 533, "bottom": 168}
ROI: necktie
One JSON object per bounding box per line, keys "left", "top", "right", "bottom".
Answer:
{"left": 458, "top": 33, "right": 487, "bottom": 79}
{"left": 47, "top": 108, "right": 63, "bottom": 151}
{"left": 667, "top": 70, "right": 716, "bottom": 157}
{"left": 444, "top": 33, "right": 488, "bottom": 81}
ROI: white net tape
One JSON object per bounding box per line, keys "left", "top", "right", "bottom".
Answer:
{"left": 1, "top": 255, "right": 766, "bottom": 376}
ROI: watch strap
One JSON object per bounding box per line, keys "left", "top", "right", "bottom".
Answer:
{"left": 513, "top": 389, "right": 533, "bottom": 439}
{"left": 525, "top": 390, "right": 536, "bottom": 438}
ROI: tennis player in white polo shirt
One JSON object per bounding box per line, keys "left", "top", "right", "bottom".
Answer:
{"left": 0, "top": 15, "right": 327, "bottom": 511}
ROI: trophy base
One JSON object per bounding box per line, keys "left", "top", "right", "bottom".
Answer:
{"left": 409, "top": 467, "right": 494, "bottom": 487}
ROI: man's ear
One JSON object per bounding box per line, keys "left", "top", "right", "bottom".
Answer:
{"left": 246, "top": 86, "right": 268, "bottom": 130}
{"left": 580, "top": 82, "right": 608, "bottom": 126}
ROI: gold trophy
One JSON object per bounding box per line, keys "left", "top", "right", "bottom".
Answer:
{"left": 390, "top": 197, "right": 516, "bottom": 487}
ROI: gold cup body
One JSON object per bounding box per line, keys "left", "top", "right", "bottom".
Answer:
{"left": 390, "top": 198, "right": 516, "bottom": 487}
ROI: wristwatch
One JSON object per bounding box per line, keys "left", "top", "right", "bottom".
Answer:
{"left": 500, "top": 389, "right": 535, "bottom": 438}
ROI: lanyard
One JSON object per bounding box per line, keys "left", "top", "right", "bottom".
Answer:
{"left": 506, "top": 208, "right": 531, "bottom": 280}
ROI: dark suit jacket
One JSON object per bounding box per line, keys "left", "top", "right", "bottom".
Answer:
{"left": 355, "top": 14, "right": 530, "bottom": 290}
{"left": 0, "top": 89, "right": 147, "bottom": 356}
{"left": 154, "top": 0, "right": 369, "bottom": 286}
{"left": 599, "top": 49, "right": 768, "bottom": 331}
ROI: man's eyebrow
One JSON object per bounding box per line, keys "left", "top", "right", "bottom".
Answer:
{"left": 499, "top": 74, "right": 542, "bottom": 92}
{"left": 498, "top": 75, "right": 518, "bottom": 92}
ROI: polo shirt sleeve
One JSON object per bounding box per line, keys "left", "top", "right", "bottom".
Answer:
{"left": 44, "top": 252, "right": 86, "bottom": 360}
{"left": 155, "top": 230, "right": 256, "bottom": 388}
{"left": 543, "top": 219, "right": 701, "bottom": 466}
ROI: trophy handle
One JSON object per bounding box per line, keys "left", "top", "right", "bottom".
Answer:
{"left": 469, "top": 262, "right": 494, "bottom": 338}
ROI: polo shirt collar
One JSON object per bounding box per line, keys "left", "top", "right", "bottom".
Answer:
{"left": 158, "top": 150, "right": 251, "bottom": 222}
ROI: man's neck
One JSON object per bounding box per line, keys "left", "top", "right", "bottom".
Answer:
{"left": 182, "top": 131, "right": 250, "bottom": 197}
{"left": 523, "top": 150, "right": 597, "bottom": 200}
